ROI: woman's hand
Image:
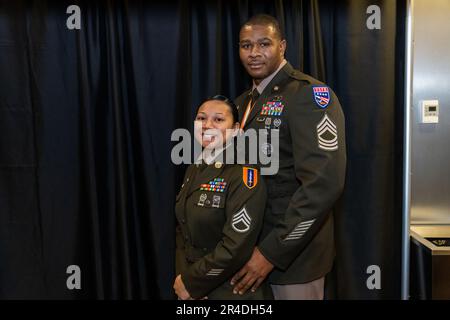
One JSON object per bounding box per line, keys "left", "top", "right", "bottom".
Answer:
{"left": 173, "top": 274, "right": 192, "bottom": 300}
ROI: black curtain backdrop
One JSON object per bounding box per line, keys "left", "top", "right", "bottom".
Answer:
{"left": 0, "top": 0, "right": 405, "bottom": 299}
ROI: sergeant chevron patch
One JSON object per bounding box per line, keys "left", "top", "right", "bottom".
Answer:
{"left": 231, "top": 207, "right": 251, "bottom": 233}
{"left": 206, "top": 268, "right": 224, "bottom": 276}
{"left": 317, "top": 113, "right": 338, "bottom": 151}
{"left": 284, "top": 219, "right": 316, "bottom": 241}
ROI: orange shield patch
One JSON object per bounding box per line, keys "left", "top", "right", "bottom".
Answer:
{"left": 242, "top": 167, "right": 258, "bottom": 189}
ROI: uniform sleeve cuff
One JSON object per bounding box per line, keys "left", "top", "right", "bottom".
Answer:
{"left": 257, "top": 237, "right": 290, "bottom": 271}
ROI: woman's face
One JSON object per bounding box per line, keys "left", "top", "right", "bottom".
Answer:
{"left": 194, "top": 100, "right": 239, "bottom": 149}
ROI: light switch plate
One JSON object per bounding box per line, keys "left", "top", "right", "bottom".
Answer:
{"left": 421, "top": 100, "right": 439, "bottom": 123}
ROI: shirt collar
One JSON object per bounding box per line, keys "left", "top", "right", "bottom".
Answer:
{"left": 196, "top": 140, "right": 234, "bottom": 165}
{"left": 252, "top": 59, "right": 287, "bottom": 94}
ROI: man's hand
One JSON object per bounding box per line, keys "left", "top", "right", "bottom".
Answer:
{"left": 230, "top": 247, "right": 274, "bottom": 295}
{"left": 173, "top": 274, "right": 192, "bottom": 300}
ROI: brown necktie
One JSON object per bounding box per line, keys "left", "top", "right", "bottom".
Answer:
{"left": 240, "top": 88, "right": 259, "bottom": 129}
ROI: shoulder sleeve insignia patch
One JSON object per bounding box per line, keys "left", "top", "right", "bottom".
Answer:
{"left": 242, "top": 167, "right": 258, "bottom": 189}
{"left": 312, "top": 86, "right": 331, "bottom": 109}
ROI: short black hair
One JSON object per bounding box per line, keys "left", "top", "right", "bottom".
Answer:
{"left": 241, "top": 14, "right": 284, "bottom": 40}
{"left": 196, "top": 95, "right": 239, "bottom": 124}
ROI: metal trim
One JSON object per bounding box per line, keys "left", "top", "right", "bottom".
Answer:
{"left": 402, "top": 0, "right": 415, "bottom": 301}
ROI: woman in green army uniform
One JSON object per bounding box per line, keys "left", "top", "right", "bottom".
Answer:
{"left": 173, "top": 95, "right": 272, "bottom": 300}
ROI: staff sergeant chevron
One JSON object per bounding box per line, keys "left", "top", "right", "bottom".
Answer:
{"left": 231, "top": 207, "right": 251, "bottom": 233}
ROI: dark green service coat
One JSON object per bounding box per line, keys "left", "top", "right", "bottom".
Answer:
{"left": 235, "top": 62, "right": 347, "bottom": 284}
{"left": 175, "top": 162, "right": 273, "bottom": 299}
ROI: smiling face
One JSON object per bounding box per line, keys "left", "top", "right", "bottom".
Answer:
{"left": 239, "top": 24, "right": 286, "bottom": 84}
{"left": 194, "top": 100, "right": 239, "bottom": 149}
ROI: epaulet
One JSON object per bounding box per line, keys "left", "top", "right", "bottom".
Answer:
{"left": 288, "top": 70, "right": 324, "bottom": 86}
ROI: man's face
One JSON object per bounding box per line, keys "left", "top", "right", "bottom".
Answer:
{"left": 239, "top": 24, "right": 286, "bottom": 83}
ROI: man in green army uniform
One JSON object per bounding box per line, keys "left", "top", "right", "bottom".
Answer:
{"left": 231, "top": 15, "right": 347, "bottom": 299}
